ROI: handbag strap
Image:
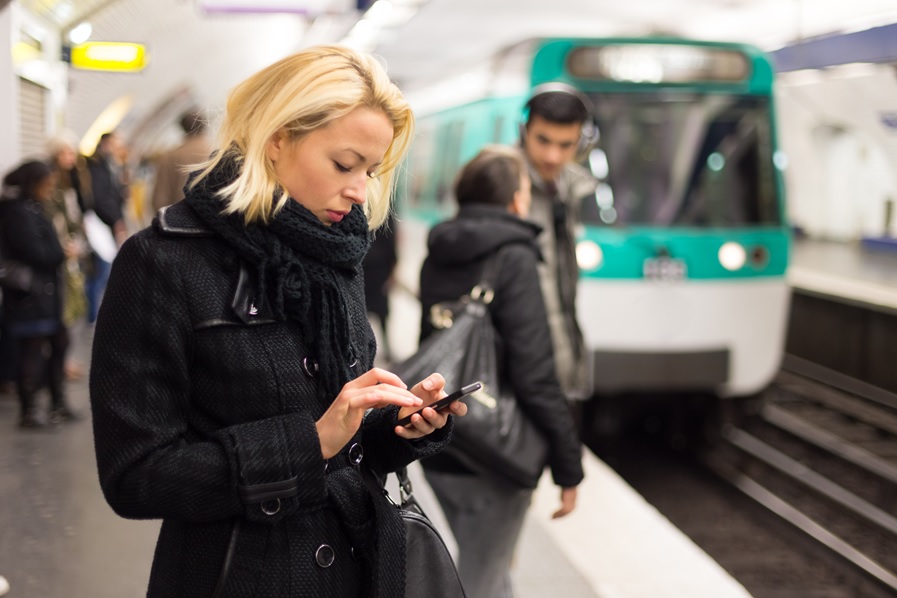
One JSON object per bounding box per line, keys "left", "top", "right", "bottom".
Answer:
{"left": 469, "top": 244, "right": 512, "bottom": 305}
{"left": 396, "top": 467, "right": 424, "bottom": 514}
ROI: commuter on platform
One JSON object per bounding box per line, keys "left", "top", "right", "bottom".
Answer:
{"left": 419, "top": 146, "right": 584, "bottom": 598}
{"left": 519, "top": 85, "right": 599, "bottom": 423}
{"left": 0, "top": 160, "right": 77, "bottom": 428}
{"left": 85, "top": 131, "right": 128, "bottom": 324}
{"left": 150, "top": 108, "right": 213, "bottom": 211}
{"left": 362, "top": 211, "right": 398, "bottom": 364}
{"left": 89, "top": 44, "right": 465, "bottom": 598}
{"left": 46, "top": 132, "right": 92, "bottom": 379}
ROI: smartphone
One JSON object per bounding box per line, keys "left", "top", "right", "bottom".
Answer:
{"left": 397, "top": 381, "right": 482, "bottom": 427}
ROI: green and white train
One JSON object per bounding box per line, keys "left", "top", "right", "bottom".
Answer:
{"left": 397, "top": 37, "right": 791, "bottom": 403}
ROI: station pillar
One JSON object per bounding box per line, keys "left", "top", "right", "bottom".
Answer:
{"left": 0, "top": 1, "right": 20, "bottom": 173}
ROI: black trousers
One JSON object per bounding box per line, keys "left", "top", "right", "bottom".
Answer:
{"left": 16, "top": 327, "right": 69, "bottom": 414}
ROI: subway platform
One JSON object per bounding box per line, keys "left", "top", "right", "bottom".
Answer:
{"left": 0, "top": 316, "right": 752, "bottom": 598}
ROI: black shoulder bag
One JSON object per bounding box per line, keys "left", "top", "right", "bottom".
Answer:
{"left": 395, "top": 247, "right": 549, "bottom": 489}
{"left": 394, "top": 468, "right": 466, "bottom": 598}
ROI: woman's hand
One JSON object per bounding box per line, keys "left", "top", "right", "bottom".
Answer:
{"left": 552, "top": 486, "right": 578, "bottom": 519}
{"left": 394, "top": 373, "right": 468, "bottom": 440}
{"left": 63, "top": 238, "right": 80, "bottom": 259}
{"left": 316, "top": 368, "right": 422, "bottom": 460}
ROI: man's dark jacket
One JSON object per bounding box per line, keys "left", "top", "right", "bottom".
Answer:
{"left": 90, "top": 202, "right": 451, "bottom": 597}
{"left": 418, "top": 204, "right": 583, "bottom": 488}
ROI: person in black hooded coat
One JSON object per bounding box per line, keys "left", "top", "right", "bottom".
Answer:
{"left": 0, "top": 160, "right": 77, "bottom": 427}
{"left": 418, "top": 146, "right": 584, "bottom": 598}
{"left": 89, "top": 45, "right": 465, "bottom": 598}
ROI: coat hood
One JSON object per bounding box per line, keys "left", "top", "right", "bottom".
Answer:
{"left": 426, "top": 204, "right": 542, "bottom": 268}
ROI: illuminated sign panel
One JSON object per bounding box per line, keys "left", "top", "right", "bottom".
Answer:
{"left": 198, "top": 0, "right": 350, "bottom": 13}
{"left": 567, "top": 44, "right": 750, "bottom": 83}
{"left": 69, "top": 42, "right": 148, "bottom": 73}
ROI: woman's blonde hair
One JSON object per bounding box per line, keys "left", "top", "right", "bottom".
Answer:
{"left": 192, "top": 44, "right": 414, "bottom": 228}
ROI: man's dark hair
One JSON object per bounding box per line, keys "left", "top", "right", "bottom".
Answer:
{"left": 95, "top": 132, "right": 116, "bottom": 156}
{"left": 525, "top": 90, "right": 589, "bottom": 127}
{"left": 455, "top": 146, "right": 524, "bottom": 208}
{"left": 179, "top": 110, "right": 207, "bottom": 136}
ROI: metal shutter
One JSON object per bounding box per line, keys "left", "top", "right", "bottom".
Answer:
{"left": 19, "top": 77, "right": 47, "bottom": 160}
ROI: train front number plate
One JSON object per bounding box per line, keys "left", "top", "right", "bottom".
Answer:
{"left": 643, "top": 257, "right": 687, "bottom": 281}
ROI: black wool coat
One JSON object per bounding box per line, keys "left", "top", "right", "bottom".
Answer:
{"left": 90, "top": 201, "right": 451, "bottom": 598}
{"left": 0, "top": 196, "right": 65, "bottom": 324}
{"left": 418, "top": 205, "right": 584, "bottom": 489}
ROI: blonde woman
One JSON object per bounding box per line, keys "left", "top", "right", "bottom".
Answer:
{"left": 90, "top": 45, "right": 464, "bottom": 598}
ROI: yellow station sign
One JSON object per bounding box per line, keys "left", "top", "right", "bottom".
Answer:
{"left": 69, "top": 42, "right": 148, "bottom": 72}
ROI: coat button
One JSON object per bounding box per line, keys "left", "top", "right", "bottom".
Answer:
{"left": 348, "top": 442, "right": 363, "bottom": 466}
{"left": 303, "top": 357, "right": 319, "bottom": 378}
{"left": 261, "top": 499, "right": 281, "bottom": 516}
{"left": 315, "top": 544, "right": 335, "bottom": 568}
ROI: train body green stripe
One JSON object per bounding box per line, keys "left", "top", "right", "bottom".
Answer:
{"left": 579, "top": 227, "right": 791, "bottom": 279}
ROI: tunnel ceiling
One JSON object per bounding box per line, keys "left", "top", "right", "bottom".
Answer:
{"left": 18, "top": 0, "right": 897, "bottom": 152}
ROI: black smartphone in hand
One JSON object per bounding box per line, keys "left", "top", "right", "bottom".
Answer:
{"left": 397, "top": 381, "right": 482, "bottom": 427}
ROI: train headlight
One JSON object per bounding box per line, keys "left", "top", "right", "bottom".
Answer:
{"left": 718, "top": 242, "right": 746, "bottom": 271}
{"left": 577, "top": 240, "right": 603, "bottom": 271}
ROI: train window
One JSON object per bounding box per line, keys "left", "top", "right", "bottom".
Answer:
{"left": 567, "top": 45, "right": 750, "bottom": 83}
{"left": 579, "top": 93, "right": 780, "bottom": 228}
{"left": 434, "top": 121, "right": 465, "bottom": 205}
{"left": 492, "top": 116, "right": 505, "bottom": 143}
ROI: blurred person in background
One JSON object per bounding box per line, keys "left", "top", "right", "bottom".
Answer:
{"left": 46, "top": 132, "right": 92, "bottom": 380}
{"left": 362, "top": 211, "right": 398, "bottom": 364}
{"left": 150, "top": 108, "right": 213, "bottom": 212}
{"left": 519, "top": 85, "right": 599, "bottom": 428}
{"left": 419, "top": 146, "right": 583, "bottom": 598}
{"left": 0, "top": 160, "right": 78, "bottom": 428}
{"left": 85, "top": 131, "right": 128, "bottom": 325}
{"left": 89, "top": 44, "right": 465, "bottom": 597}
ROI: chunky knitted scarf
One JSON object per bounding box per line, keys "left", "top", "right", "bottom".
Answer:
{"left": 184, "top": 154, "right": 371, "bottom": 406}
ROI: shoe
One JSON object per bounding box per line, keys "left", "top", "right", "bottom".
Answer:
{"left": 18, "top": 411, "right": 45, "bottom": 429}
{"left": 49, "top": 405, "right": 81, "bottom": 424}
{"left": 0, "top": 574, "right": 10, "bottom": 596}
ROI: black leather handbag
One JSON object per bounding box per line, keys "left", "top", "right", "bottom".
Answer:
{"left": 392, "top": 468, "right": 466, "bottom": 598}
{"left": 396, "top": 248, "right": 549, "bottom": 489}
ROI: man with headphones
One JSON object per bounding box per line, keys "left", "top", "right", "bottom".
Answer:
{"left": 520, "top": 82, "right": 599, "bottom": 422}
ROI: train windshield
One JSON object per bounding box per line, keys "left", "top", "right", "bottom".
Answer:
{"left": 579, "top": 93, "right": 780, "bottom": 227}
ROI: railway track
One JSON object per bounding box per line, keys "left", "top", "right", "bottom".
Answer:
{"left": 703, "top": 361, "right": 897, "bottom": 595}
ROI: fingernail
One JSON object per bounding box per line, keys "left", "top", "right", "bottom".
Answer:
{"left": 423, "top": 379, "right": 434, "bottom": 390}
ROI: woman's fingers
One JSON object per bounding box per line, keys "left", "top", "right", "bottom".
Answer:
{"left": 348, "top": 367, "right": 409, "bottom": 391}
{"left": 409, "top": 372, "right": 446, "bottom": 401}
{"left": 349, "top": 384, "right": 421, "bottom": 410}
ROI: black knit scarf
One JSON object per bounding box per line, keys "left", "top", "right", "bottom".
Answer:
{"left": 184, "top": 154, "right": 371, "bottom": 406}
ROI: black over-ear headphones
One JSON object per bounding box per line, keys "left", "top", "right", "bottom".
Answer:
{"left": 520, "top": 82, "right": 600, "bottom": 155}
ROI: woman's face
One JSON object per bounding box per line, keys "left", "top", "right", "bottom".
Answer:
{"left": 267, "top": 107, "right": 394, "bottom": 226}
{"left": 514, "top": 171, "right": 532, "bottom": 217}
{"left": 33, "top": 174, "right": 56, "bottom": 202}
{"left": 56, "top": 146, "right": 77, "bottom": 170}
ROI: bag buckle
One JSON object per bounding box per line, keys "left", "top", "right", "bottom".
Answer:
{"left": 469, "top": 285, "right": 494, "bottom": 304}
